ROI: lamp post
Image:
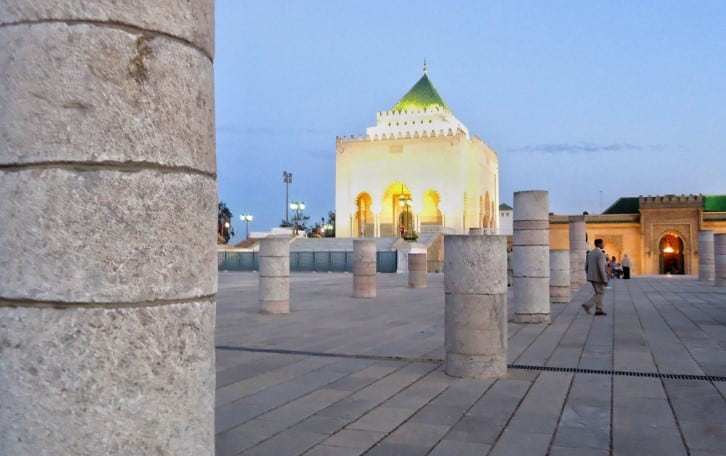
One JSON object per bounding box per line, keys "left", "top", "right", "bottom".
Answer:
{"left": 398, "top": 186, "right": 416, "bottom": 240}
{"left": 290, "top": 201, "right": 305, "bottom": 235}
{"left": 283, "top": 171, "right": 292, "bottom": 225}
{"left": 240, "top": 213, "right": 253, "bottom": 239}
{"left": 221, "top": 221, "right": 230, "bottom": 243}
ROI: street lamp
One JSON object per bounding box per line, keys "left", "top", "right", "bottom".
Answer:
{"left": 283, "top": 171, "right": 292, "bottom": 225}
{"left": 290, "top": 201, "right": 305, "bottom": 234}
{"left": 240, "top": 213, "right": 253, "bottom": 239}
{"left": 398, "top": 186, "right": 416, "bottom": 240}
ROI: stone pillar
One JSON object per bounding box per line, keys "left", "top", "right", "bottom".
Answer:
{"left": 512, "top": 190, "right": 550, "bottom": 323}
{"left": 469, "top": 227, "right": 484, "bottom": 235}
{"left": 444, "top": 235, "right": 508, "bottom": 378}
{"left": 550, "top": 250, "right": 571, "bottom": 303}
{"left": 569, "top": 215, "right": 587, "bottom": 289}
{"left": 408, "top": 253, "right": 427, "bottom": 288}
{"left": 353, "top": 239, "right": 376, "bottom": 297}
{"left": 397, "top": 241, "right": 426, "bottom": 273}
{"left": 0, "top": 2, "right": 216, "bottom": 454}
{"left": 507, "top": 251, "right": 513, "bottom": 287}
{"left": 715, "top": 234, "right": 726, "bottom": 287}
{"left": 698, "top": 230, "right": 715, "bottom": 283}
{"left": 259, "top": 236, "right": 290, "bottom": 314}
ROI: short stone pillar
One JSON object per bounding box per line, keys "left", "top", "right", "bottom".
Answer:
{"left": 259, "top": 236, "right": 290, "bottom": 314}
{"left": 0, "top": 2, "right": 216, "bottom": 453}
{"left": 550, "top": 250, "right": 571, "bottom": 303}
{"left": 396, "top": 241, "right": 426, "bottom": 273}
{"left": 444, "top": 235, "right": 508, "bottom": 378}
{"left": 353, "top": 239, "right": 377, "bottom": 298}
{"left": 569, "top": 215, "right": 587, "bottom": 289}
{"left": 512, "top": 191, "right": 550, "bottom": 323}
{"left": 469, "top": 227, "right": 484, "bottom": 235}
{"left": 408, "top": 253, "right": 427, "bottom": 288}
{"left": 698, "top": 230, "right": 715, "bottom": 282}
{"left": 715, "top": 234, "right": 726, "bottom": 287}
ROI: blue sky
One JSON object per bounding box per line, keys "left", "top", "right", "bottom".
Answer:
{"left": 215, "top": 0, "right": 726, "bottom": 243}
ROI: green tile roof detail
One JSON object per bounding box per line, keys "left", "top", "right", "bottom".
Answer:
{"left": 391, "top": 74, "right": 449, "bottom": 113}
{"left": 704, "top": 195, "right": 726, "bottom": 212}
{"left": 603, "top": 197, "right": 640, "bottom": 214}
{"left": 499, "top": 203, "right": 513, "bottom": 210}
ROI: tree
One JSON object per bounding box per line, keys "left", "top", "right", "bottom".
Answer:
{"left": 324, "top": 210, "right": 335, "bottom": 237}
{"left": 218, "top": 202, "right": 234, "bottom": 244}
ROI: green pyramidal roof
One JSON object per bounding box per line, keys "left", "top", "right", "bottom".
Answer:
{"left": 391, "top": 74, "right": 449, "bottom": 113}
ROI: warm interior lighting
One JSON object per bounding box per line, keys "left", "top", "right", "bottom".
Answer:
{"left": 662, "top": 238, "right": 675, "bottom": 253}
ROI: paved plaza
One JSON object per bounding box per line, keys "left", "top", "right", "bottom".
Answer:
{"left": 215, "top": 272, "right": 726, "bottom": 455}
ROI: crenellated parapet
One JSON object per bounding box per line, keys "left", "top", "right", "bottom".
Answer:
{"left": 366, "top": 106, "right": 469, "bottom": 141}
{"left": 336, "top": 126, "right": 468, "bottom": 144}
{"left": 639, "top": 194, "right": 703, "bottom": 210}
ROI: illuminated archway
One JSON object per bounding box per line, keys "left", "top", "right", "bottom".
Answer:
{"left": 354, "top": 192, "right": 374, "bottom": 237}
{"left": 482, "top": 192, "right": 491, "bottom": 230}
{"left": 381, "top": 182, "right": 411, "bottom": 237}
{"left": 421, "top": 189, "right": 442, "bottom": 227}
{"left": 659, "top": 233, "right": 684, "bottom": 274}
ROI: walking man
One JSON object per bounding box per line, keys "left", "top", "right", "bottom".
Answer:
{"left": 583, "top": 238, "right": 608, "bottom": 316}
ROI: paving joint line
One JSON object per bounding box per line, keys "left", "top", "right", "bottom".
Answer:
{"left": 216, "top": 346, "right": 726, "bottom": 381}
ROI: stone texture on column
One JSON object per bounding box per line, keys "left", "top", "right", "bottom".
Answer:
{"left": 512, "top": 191, "right": 550, "bottom": 323}
{"left": 259, "top": 236, "right": 290, "bottom": 314}
{"left": 444, "top": 235, "right": 508, "bottom": 378}
{"left": 698, "top": 230, "right": 715, "bottom": 283}
{"left": 715, "top": 234, "right": 726, "bottom": 288}
{"left": 408, "top": 253, "right": 427, "bottom": 288}
{"left": 569, "top": 215, "right": 587, "bottom": 289}
{"left": 0, "top": 2, "right": 216, "bottom": 454}
{"left": 550, "top": 250, "right": 571, "bottom": 303}
{"left": 353, "top": 239, "right": 377, "bottom": 298}
{"left": 469, "top": 228, "right": 484, "bottom": 235}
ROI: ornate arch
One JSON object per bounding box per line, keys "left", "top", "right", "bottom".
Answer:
{"left": 651, "top": 228, "right": 690, "bottom": 257}
{"left": 354, "top": 192, "right": 374, "bottom": 237}
{"left": 380, "top": 182, "right": 412, "bottom": 237}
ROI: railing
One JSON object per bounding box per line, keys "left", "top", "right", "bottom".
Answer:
{"left": 218, "top": 251, "right": 398, "bottom": 273}
{"left": 419, "top": 225, "right": 456, "bottom": 234}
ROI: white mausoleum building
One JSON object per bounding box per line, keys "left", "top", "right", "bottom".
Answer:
{"left": 335, "top": 65, "right": 500, "bottom": 238}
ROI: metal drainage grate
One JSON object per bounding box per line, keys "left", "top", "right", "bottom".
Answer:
{"left": 215, "top": 346, "right": 725, "bottom": 382}
{"left": 507, "top": 364, "right": 726, "bottom": 382}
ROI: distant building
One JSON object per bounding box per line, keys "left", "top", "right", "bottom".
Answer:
{"left": 550, "top": 194, "right": 726, "bottom": 275}
{"left": 335, "top": 64, "right": 499, "bottom": 238}
{"left": 498, "top": 203, "right": 513, "bottom": 236}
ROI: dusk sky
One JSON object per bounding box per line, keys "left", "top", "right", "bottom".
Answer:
{"left": 215, "top": 1, "right": 725, "bottom": 243}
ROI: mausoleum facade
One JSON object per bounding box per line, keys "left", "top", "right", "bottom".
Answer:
{"left": 335, "top": 65, "right": 499, "bottom": 238}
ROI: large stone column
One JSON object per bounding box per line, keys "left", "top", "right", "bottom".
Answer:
{"left": 512, "top": 191, "right": 550, "bottom": 323}
{"left": 569, "top": 215, "right": 587, "bottom": 289}
{"left": 408, "top": 253, "right": 427, "bottom": 288}
{"left": 550, "top": 250, "right": 571, "bottom": 303}
{"left": 259, "top": 236, "right": 290, "bottom": 314}
{"left": 353, "top": 239, "right": 376, "bottom": 297}
{"left": 444, "top": 235, "right": 508, "bottom": 378}
{"left": 0, "top": 2, "right": 216, "bottom": 454}
{"left": 715, "top": 234, "right": 726, "bottom": 288}
{"left": 698, "top": 230, "right": 715, "bottom": 283}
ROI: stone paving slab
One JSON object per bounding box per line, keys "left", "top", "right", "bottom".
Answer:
{"left": 215, "top": 272, "right": 726, "bottom": 455}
